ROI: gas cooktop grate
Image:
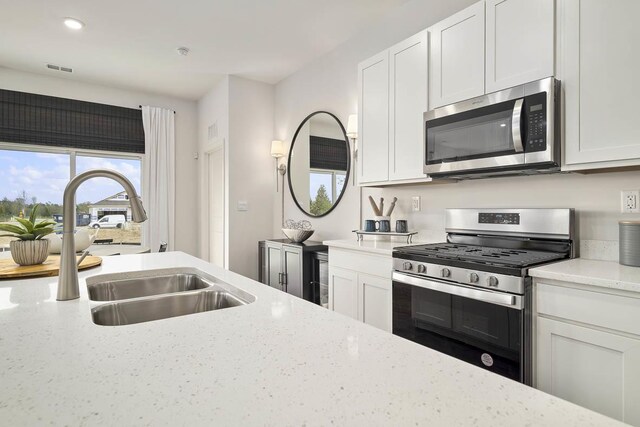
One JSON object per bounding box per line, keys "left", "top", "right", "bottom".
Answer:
{"left": 396, "top": 243, "right": 566, "bottom": 268}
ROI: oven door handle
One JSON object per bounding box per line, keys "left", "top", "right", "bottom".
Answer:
{"left": 392, "top": 272, "right": 523, "bottom": 309}
{"left": 512, "top": 98, "right": 525, "bottom": 153}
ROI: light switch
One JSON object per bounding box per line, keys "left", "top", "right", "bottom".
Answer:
{"left": 237, "top": 200, "right": 249, "bottom": 211}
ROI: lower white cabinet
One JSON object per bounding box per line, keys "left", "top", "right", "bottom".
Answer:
{"left": 537, "top": 317, "right": 640, "bottom": 424}
{"left": 329, "top": 266, "right": 358, "bottom": 319}
{"left": 328, "top": 248, "right": 392, "bottom": 332}
{"left": 535, "top": 280, "right": 640, "bottom": 425}
{"left": 358, "top": 273, "right": 392, "bottom": 332}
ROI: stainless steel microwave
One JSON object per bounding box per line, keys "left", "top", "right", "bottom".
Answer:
{"left": 424, "top": 77, "right": 560, "bottom": 179}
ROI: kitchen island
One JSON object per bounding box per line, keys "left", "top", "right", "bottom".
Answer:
{"left": 0, "top": 252, "right": 622, "bottom": 426}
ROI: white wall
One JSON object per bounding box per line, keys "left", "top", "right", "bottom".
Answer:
{"left": 273, "top": 0, "right": 477, "bottom": 241}
{"left": 198, "top": 76, "right": 275, "bottom": 279}
{"left": 273, "top": 0, "right": 640, "bottom": 259}
{"left": 197, "top": 77, "right": 230, "bottom": 263}
{"left": 227, "top": 76, "right": 275, "bottom": 279}
{"left": 0, "top": 66, "right": 200, "bottom": 255}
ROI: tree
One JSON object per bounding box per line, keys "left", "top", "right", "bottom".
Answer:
{"left": 310, "top": 185, "right": 332, "bottom": 216}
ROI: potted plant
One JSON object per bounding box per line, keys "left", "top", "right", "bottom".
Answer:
{"left": 0, "top": 204, "right": 56, "bottom": 266}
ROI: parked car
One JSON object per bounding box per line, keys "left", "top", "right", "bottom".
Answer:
{"left": 52, "top": 213, "right": 91, "bottom": 226}
{"left": 89, "top": 214, "right": 126, "bottom": 229}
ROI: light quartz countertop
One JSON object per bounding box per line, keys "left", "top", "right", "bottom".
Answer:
{"left": 323, "top": 238, "right": 441, "bottom": 255}
{"left": 0, "top": 252, "right": 622, "bottom": 426}
{"left": 530, "top": 258, "right": 640, "bottom": 295}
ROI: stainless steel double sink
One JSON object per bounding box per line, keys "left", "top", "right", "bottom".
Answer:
{"left": 86, "top": 268, "right": 255, "bottom": 326}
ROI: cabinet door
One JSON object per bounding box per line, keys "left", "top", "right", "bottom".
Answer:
{"left": 485, "top": 0, "right": 554, "bottom": 93}
{"left": 429, "top": 1, "right": 485, "bottom": 108}
{"left": 329, "top": 266, "right": 358, "bottom": 319}
{"left": 282, "top": 245, "right": 303, "bottom": 298}
{"left": 537, "top": 317, "right": 640, "bottom": 424}
{"left": 389, "top": 30, "right": 429, "bottom": 181}
{"left": 265, "top": 242, "right": 283, "bottom": 291}
{"left": 258, "top": 242, "right": 266, "bottom": 284}
{"left": 358, "top": 51, "right": 389, "bottom": 183}
{"left": 358, "top": 273, "right": 392, "bottom": 332}
{"left": 562, "top": 0, "right": 640, "bottom": 167}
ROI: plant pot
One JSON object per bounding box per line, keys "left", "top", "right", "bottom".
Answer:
{"left": 10, "top": 240, "right": 49, "bottom": 266}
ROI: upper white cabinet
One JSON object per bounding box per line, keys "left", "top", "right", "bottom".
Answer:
{"left": 560, "top": 0, "right": 640, "bottom": 170}
{"left": 389, "top": 30, "right": 429, "bottom": 181}
{"left": 485, "top": 0, "right": 554, "bottom": 93}
{"left": 358, "top": 51, "right": 389, "bottom": 183}
{"left": 429, "top": 1, "right": 485, "bottom": 108}
{"left": 358, "top": 31, "right": 429, "bottom": 185}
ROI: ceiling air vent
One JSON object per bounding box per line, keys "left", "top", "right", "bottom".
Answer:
{"left": 46, "top": 63, "right": 73, "bottom": 73}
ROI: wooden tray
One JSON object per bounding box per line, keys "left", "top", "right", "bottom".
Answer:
{"left": 0, "top": 255, "right": 102, "bottom": 280}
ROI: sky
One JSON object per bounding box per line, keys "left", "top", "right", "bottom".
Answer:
{"left": 0, "top": 149, "right": 141, "bottom": 205}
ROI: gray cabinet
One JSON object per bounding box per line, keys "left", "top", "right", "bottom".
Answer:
{"left": 258, "top": 239, "right": 327, "bottom": 301}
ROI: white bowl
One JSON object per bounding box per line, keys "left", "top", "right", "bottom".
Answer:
{"left": 282, "top": 228, "right": 314, "bottom": 243}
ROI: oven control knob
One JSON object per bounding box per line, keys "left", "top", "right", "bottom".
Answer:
{"left": 441, "top": 268, "right": 451, "bottom": 278}
{"left": 469, "top": 272, "right": 479, "bottom": 283}
{"left": 402, "top": 261, "right": 413, "bottom": 270}
{"left": 487, "top": 276, "right": 499, "bottom": 287}
{"left": 417, "top": 264, "right": 427, "bottom": 274}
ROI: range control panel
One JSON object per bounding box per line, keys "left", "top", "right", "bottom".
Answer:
{"left": 525, "top": 92, "right": 547, "bottom": 153}
{"left": 478, "top": 212, "right": 521, "bottom": 225}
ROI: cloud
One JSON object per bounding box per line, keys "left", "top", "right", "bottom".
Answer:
{"left": 0, "top": 150, "right": 141, "bottom": 205}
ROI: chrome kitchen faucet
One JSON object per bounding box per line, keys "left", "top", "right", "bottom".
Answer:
{"left": 57, "top": 169, "right": 147, "bottom": 301}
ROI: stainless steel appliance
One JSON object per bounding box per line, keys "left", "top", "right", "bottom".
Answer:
{"left": 392, "top": 208, "right": 575, "bottom": 384}
{"left": 424, "top": 77, "right": 560, "bottom": 179}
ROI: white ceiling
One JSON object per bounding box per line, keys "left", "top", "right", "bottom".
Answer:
{"left": 0, "top": 0, "right": 410, "bottom": 100}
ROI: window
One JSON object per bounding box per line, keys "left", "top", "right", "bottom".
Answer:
{"left": 0, "top": 144, "right": 142, "bottom": 248}
{"left": 309, "top": 169, "right": 346, "bottom": 216}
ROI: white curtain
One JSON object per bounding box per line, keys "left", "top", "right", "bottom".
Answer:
{"left": 141, "top": 106, "right": 175, "bottom": 252}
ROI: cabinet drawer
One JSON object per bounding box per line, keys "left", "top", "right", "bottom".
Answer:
{"left": 537, "top": 282, "right": 640, "bottom": 336}
{"left": 328, "top": 248, "right": 392, "bottom": 279}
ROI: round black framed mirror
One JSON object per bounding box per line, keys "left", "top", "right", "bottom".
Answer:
{"left": 287, "top": 111, "right": 350, "bottom": 218}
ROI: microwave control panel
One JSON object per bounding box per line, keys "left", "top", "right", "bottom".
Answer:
{"left": 525, "top": 92, "right": 547, "bottom": 152}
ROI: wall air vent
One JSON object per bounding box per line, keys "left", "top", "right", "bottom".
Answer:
{"left": 46, "top": 63, "right": 73, "bottom": 73}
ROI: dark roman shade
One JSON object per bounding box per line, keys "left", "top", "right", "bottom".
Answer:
{"left": 0, "top": 89, "right": 144, "bottom": 154}
{"left": 309, "top": 136, "right": 348, "bottom": 171}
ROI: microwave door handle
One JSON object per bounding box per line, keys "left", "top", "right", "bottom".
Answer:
{"left": 512, "top": 98, "right": 525, "bottom": 153}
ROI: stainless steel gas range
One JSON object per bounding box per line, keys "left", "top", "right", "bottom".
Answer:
{"left": 392, "top": 208, "right": 575, "bottom": 384}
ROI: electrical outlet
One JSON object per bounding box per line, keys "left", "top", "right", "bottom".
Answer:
{"left": 412, "top": 196, "right": 421, "bottom": 212}
{"left": 621, "top": 190, "right": 640, "bottom": 213}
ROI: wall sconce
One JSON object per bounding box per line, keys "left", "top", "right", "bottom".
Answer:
{"left": 271, "top": 140, "right": 287, "bottom": 192}
{"left": 346, "top": 114, "right": 358, "bottom": 185}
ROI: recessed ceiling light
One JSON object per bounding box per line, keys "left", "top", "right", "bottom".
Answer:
{"left": 64, "top": 18, "right": 85, "bottom": 30}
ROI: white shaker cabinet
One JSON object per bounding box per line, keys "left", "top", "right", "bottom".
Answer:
{"left": 429, "top": 1, "right": 485, "bottom": 108}
{"left": 329, "top": 266, "right": 358, "bottom": 319}
{"left": 485, "top": 0, "right": 554, "bottom": 93}
{"left": 357, "top": 51, "right": 389, "bottom": 184}
{"left": 388, "top": 30, "right": 429, "bottom": 181}
{"left": 560, "top": 0, "right": 640, "bottom": 169}
{"left": 358, "top": 273, "right": 392, "bottom": 332}
{"left": 535, "top": 280, "right": 640, "bottom": 425}
{"left": 328, "top": 247, "right": 392, "bottom": 332}
{"left": 358, "top": 30, "right": 429, "bottom": 185}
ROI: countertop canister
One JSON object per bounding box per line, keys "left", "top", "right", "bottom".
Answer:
{"left": 619, "top": 221, "right": 640, "bottom": 266}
